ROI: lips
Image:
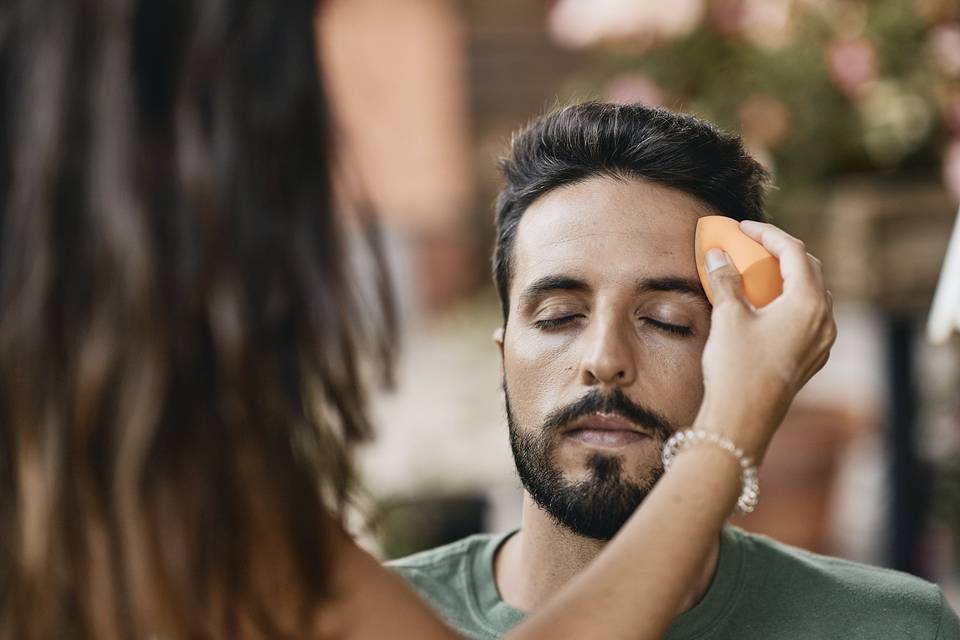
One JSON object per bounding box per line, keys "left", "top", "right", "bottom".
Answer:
{"left": 563, "top": 411, "right": 651, "bottom": 447}
{"left": 564, "top": 411, "right": 648, "bottom": 435}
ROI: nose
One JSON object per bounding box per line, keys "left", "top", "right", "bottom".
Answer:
{"left": 579, "top": 313, "right": 637, "bottom": 389}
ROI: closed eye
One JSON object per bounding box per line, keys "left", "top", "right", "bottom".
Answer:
{"left": 533, "top": 315, "right": 582, "bottom": 330}
{"left": 643, "top": 318, "right": 694, "bottom": 337}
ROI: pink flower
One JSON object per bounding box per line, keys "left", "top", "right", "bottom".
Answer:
{"left": 707, "top": 0, "right": 745, "bottom": 37}
{"left": 548, "top": 0, "right": 704, "bottom": 49}
{"left": 606, "top": 74, "right": 667, "bottom": 107}
{"left": 826, "top": 37, "right": 877, "bottom": 99}
{"left": 739, "top": 0, "right": 797, "bottom": 50}
{"left": 930, "top": 24, "right": 960, "bottom": 77}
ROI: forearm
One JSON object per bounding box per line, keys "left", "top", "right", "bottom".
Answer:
{"left": 508, "top": 444, "right": 741, "bottom": 640}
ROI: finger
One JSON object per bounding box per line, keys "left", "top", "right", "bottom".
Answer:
{"left": 807, "top": 252, "right": 825, "bottom": 289}
{"left": 705, "top": 249, "right": 749, "bottom": 310}
{"left": 739, "top": 221, "right": 815, "bottom": 294}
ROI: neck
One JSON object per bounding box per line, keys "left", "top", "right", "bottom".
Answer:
{"left": 494, "top": 493, "right": 721, "bottom": 615}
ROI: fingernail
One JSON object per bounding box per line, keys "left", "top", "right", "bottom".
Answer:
{"left": 706, "top": 249, "right": 729, "bottom": 273}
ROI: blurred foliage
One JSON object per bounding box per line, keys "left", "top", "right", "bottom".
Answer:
{"left": 555, "top": 0, "right": 960, "bottom": 213}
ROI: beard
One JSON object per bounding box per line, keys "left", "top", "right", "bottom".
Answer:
{"left": 506, "top": 387, "right": 673, "bottom": 541}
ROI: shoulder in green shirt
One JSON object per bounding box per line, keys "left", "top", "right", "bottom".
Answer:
{"left": 387, "top": 526, "right": 960, "bottom": 640}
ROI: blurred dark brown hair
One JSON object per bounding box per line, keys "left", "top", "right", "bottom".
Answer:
{"left": 0, "top": 0, "right": 393, "bottom": 636}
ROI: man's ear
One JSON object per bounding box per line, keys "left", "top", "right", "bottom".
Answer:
{"left": 493, "top": 326, "right": 505, "bottom": 382}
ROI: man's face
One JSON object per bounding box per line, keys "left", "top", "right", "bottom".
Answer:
{"left": 499, "top": 175, "right": 713, "bottom": 540}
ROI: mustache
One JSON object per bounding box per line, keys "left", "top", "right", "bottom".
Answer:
{"left": 541, "top": 389, "right": 673, "bottom": 440}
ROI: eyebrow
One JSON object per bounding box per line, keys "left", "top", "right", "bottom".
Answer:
{"left": 519, "top": 273, "right": 709, "bottom": 308}
{"left": 636, "top": 276, "right": 709, "bottom": 304}
{"left": 519, "top": 275, "right": 591, "bottom": 308}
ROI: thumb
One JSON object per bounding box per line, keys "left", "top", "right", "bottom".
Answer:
{"left": 705, "top": 249, "right": 748, "bottom": 309}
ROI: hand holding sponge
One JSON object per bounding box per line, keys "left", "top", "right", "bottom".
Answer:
{"left": 695, "top": 216, "right": 783, "bottom": 308}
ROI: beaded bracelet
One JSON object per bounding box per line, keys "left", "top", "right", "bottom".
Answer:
{"left": 661, "top": 429, "right": 760, "bottom": 515}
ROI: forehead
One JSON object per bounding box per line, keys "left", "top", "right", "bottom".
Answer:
{"left": 511, "top": 175, "right": 710, "bottom": 297}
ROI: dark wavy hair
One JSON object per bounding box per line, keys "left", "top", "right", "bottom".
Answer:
{"left": 0, "top": 1, "right": 393, "bottom": 636}
{"left": 493, "top": 102, "right": 771, "bottom": 321}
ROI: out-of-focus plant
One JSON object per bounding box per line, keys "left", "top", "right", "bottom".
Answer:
{"left": 549, "top": 0, "right": 960, "bottom": 203}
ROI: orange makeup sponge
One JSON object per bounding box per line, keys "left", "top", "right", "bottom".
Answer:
{"left": 695, "top": 216, "right": 783, "bottom": 308}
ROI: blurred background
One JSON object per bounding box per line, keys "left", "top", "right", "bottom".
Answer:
{"left": 317, "top": 0, "right": 960, "bottom": 609}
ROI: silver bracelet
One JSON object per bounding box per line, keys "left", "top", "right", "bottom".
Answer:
{"left": 661, "top": 429, "right": 759, "bottom": 515}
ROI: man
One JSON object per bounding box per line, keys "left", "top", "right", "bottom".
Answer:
{"left": 388, "top": 103, "right": 960, "bottom": 639}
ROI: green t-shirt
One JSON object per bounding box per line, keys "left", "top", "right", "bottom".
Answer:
{"left": 387, "top": 526, "right": 960, "bottom": 639}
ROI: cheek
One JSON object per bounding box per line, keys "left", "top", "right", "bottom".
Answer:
{"left": 641, "top": 338, "right": 706, "bottom": 423}
{"left": 503, "top": 327, "right": 577, "bottom": 426}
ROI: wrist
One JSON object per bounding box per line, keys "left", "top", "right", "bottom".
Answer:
{"left": 662, "top": 444, "right": 742, "bottom": 511}
{"left": 662, "top": 429, "right": 760, "bottom": 515}
{"left": 692, "top": 396, "right": 772, "bottom": 464}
